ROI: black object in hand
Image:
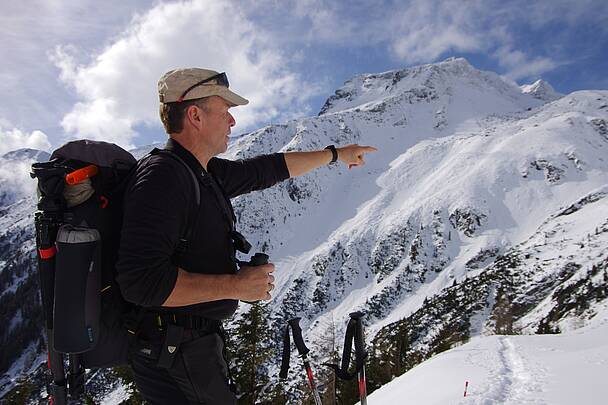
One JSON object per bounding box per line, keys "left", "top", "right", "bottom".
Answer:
{"left": 242, "top": 252, "right": 270, "bottom": 304}
{"left": 248, "top": 252, "right": 269, "bottom": 266}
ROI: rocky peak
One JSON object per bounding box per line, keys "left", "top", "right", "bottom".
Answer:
{"left": 520, "top": 79, "right": 562, "bottom": 102}
{"left": 318, "top": 57, "right": 528, "bottom": 115}
{"left": 1, "top": 148, "right": 49, "bottom": 162}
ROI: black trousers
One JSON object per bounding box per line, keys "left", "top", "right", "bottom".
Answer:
{"left": 130, "top": 325, "right": 236, "bottom": 405}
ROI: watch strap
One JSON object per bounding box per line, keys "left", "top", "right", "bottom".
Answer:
{"left": 325, "top": 145, "right": 338, "bottom": 164}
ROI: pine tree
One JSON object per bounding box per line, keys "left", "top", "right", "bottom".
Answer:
{"left": 491, "top": 287, "right": 514, "bottom": 335}
{"left": 231, "top": 302, "right": 274, "bottom": 404}
{"left": 316, "top": 314, "right": 339, "bottom": 405}
{"left": 112, "top": 366, "right": 146, "bottom": 404}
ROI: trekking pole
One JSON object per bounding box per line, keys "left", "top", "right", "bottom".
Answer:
{"left": 68, "top": 354, "right": 85, "bottom": 398}
{"left": 324, "top": 311, "right": 368, "bottom": 405}
{"left": 280, "top": 318, "right": 323, "bottom": 405}
{"left": 34, "top": 210, "right": 68, "bottom": 405}
{"left": 350, "top": 312, "right": 368, "bottom": 405}
{"left": 32, "top": 162, "right": 73, "bottom": 404}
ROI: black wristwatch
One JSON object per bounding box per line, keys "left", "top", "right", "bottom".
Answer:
{"left": 325, "top": 145, "right": 338, "bottom": 164}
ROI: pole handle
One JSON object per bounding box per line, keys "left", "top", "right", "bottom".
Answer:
{"left": 288, "top": 317, "right": 310, "bottom": 356}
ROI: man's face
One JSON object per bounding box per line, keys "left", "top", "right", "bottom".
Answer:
{"left": 198, "top": 96, "right": 236, "bottom": 155}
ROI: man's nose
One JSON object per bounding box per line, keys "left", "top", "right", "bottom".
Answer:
{"left": 228, "top": 112, "right": 236, "bottom": 127}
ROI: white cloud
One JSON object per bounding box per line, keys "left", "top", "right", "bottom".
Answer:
{"left": 252, "top": 0, "right": 489, "bottom": 62}
{"left": 254, "top": 0, "right": 605, "bottom": 82}
{"left": 0, "top": 0, "right": 156, "bottom": 145}
{"left": 0, "top": 124, "right": 51, "bottom": 156}
{"left": 0, "top": 123, "right": 50, "bottom": 204}
{"left": 360, "top": 0, "right": 563, "bottom": 80}
{"left": 495, "top": 46, "right": 559, "bottom": 81}
{"left": 0, "top": 160, "right": 39, "bottom": 203}
{"left": 291, "top": 0, "right": 360, "bottom": 44}
{"left": 53, "top": 0, "right": 319, "bottom": 148}
{"left": 387, "top": 0, "right": 486, "bottom": 63}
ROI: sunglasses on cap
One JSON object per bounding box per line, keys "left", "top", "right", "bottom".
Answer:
{"left": 177, "top": 72, "right": 230, "bottom": 103}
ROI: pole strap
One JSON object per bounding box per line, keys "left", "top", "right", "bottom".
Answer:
{"left": 279, "top": 317, "right": 310, "bottom": 379}
{"left": 324, "top": 311, "right": 367, "bottom": 381}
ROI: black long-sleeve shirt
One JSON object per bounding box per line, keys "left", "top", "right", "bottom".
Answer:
{"left": 116, "top": 138, "right": 289, "bottom": 319}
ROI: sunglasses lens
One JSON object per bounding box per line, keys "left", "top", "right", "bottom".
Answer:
{"left": 217, "top": 73, "right": 229, "bottom": 88}
{"left": 177, "top": 72, "right": 230, "bottom": 102}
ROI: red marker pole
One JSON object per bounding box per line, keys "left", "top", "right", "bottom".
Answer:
{"left": 464, "top": 381, "right": 469, "bottom": 397}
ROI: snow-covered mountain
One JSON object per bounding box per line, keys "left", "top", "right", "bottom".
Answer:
{"left": 1, "top": 57, "right": 607, "bottom": 402}
{"left": 225, "top": 58, "right": 605, "bottom": 334}
{"left": 221, "top": 57, "right": 607, "bottom": 399}
{"left": 520, "top": 79, "right": 563, "bottom": 102}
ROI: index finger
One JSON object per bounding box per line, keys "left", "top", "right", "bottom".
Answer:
{"left": 359, "top": 146, "right": 378, "bottom": 153}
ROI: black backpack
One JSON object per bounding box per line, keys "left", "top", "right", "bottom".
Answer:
{"left": 31, "top": 139, "right": 200, "bottom": 402}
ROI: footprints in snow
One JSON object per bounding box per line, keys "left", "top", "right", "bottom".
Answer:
{"left": 461, "top": 337, "right": 547, "bottom": 404}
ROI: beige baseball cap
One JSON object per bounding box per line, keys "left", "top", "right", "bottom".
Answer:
{"left": 157, "top": 68, "right": 249, "bottom": 106}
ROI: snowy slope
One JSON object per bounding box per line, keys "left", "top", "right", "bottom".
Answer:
{"left": 367, "top": 304, "right": 608, "bottom": 405}
{"left": 358, "top": 90, "right": 608, "bottom": 333}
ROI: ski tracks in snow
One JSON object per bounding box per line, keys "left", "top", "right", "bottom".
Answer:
{"left": 462, "top": 336, "right": 547, "bottom": 404}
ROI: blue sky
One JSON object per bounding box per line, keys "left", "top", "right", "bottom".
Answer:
{"left": 1, "top": 0, "right": 607, "bottom": 153}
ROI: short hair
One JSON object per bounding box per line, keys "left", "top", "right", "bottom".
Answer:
{"left": 159, "top": 97, "right": 209, "bottom": 134}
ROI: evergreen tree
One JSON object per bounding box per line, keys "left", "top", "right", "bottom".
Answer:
{"left": 316, "top": 314, "right": 339, "bottom": 405}
{"left": 491, "top": 287, "right": 514, "bottom": 335}
{"left": 231, "top": 302, "right": 274, "bottom": 404}
{"left": 265, "top": 380, "right": 290, "bottom": 405}
{"left": 112, "top": 366, "right": 146, "bottom": 404}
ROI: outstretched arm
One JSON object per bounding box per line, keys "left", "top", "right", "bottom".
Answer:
{"left": 284, "top": 144, "right": 377, "bottom": 177}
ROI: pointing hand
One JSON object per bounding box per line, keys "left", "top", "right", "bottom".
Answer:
{"left": 337, "top": 144, "right": 378, "bottom": 169}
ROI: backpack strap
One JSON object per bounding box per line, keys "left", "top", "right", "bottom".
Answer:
{"left": 150, "top": 148, "right": 200, "bottom": 206}
{"left": 148, "top": 148, "right": 201, "bottom": 250}
{"left": 152, "top": 148, "right": 251, "bottom": 255}
{"left": 324, "top": 312, "right": 367, "bottom": 380}
{"left": 279, "top": 317, "right": 311, "bottom": 379}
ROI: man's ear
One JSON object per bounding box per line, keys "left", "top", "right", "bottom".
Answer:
{"left": 186, "top": 104, "right": 204, "bottom": 129}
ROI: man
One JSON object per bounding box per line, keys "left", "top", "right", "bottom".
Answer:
{"left": 116, "top": 68, "right": 376, "bottom": 404}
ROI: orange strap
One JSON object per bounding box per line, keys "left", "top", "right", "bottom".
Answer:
{"left": 39, "top": 246, "right": 57, "bottom": 259}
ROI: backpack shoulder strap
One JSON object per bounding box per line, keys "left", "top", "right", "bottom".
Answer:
{"left": 149, "top": 148, "right": 200, "bottom": 206}
{"left": 146, "top": 148, "right": 200, "bottom": 244}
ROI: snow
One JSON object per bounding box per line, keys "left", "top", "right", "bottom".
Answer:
{"left": 367, "top": 306, "right": 608, "bottom": 405}
{"left": 99, "top": 381, "right": 131, "bottom": 404}
{"left": 0, "top": 343, "right": 45, "bottom": 398}
{"left": 520, "top": 79, "right": 563, "bottom": 102}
